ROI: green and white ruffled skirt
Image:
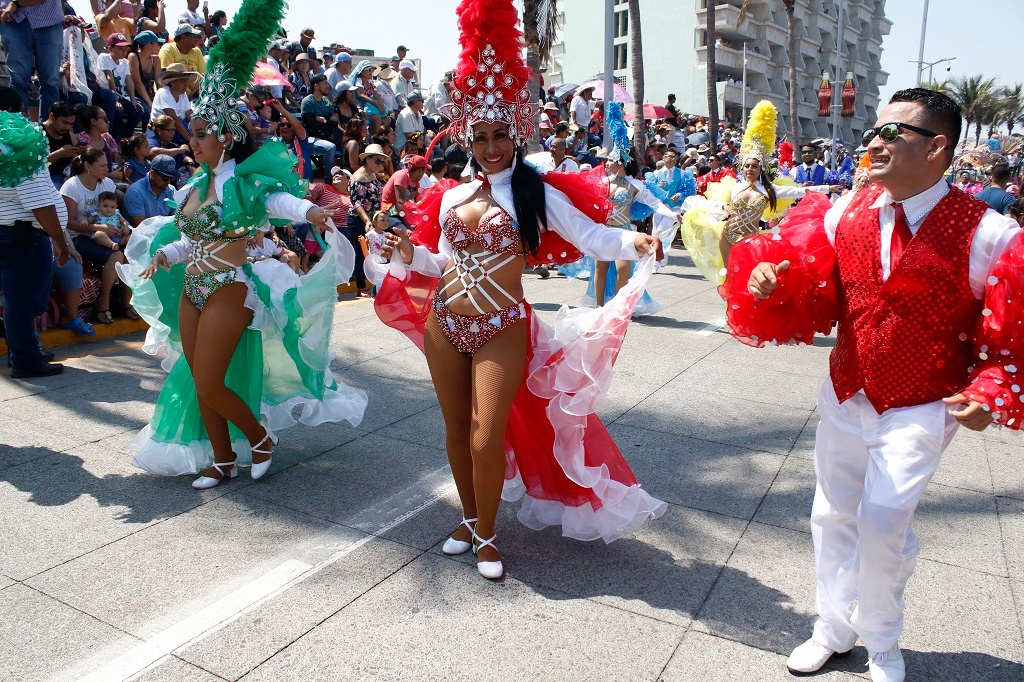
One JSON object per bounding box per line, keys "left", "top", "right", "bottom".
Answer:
{"left": 117, "top": 216, "right": 367, "bottom": 476}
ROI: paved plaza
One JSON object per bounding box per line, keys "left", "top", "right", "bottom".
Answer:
{"left": 1, "top": 249, "right": 1023, "bottom": 681}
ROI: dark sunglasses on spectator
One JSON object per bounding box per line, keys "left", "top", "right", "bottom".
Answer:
{"left": 367, "top": 157, "right": 382, "bottom": 164}
{"left": 95, "top": 116, "right": 109, "bottom": 122}
{"left": 862, "top": 122, "right": 939, "bottom": 146}
{"left": 278, "top": 122, "right": 292, "bottom": 128}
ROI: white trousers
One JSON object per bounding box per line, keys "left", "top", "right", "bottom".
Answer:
{"left": 810, "top": 380, "right": 958, "bottom": 653}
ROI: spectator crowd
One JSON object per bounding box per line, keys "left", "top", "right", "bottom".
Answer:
{"left": 2, "top": 0, "right": 1022, "bottom": 338}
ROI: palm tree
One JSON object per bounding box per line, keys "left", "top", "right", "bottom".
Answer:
{"left": 783, "top": 0, "right": 799, "bottom": 148}
{"left": 705, "top": 1, "right": 719, "bottom": 142}
{"left": 1001, "top": 84, "right": 1024, "bottom": 137}
{"left": 627, "top": 0, "right": 645, "bottom": 162}
{"left": 523, "top": 0, "right": 560, "bottom": 151}
{"left": 948, "top": 75, "right": 998, "bottom": 148}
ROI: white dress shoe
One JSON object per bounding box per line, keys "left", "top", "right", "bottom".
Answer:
{"left": 867, "top": 644, "right": 905, "bottom": 682}
{"left": 250, "top": 432, "right": 276, "bottom": 480}
{"left": 472, "top": 532, "right": 504, "bottom": 580}
{"left": 786, "top": 637, "right": 850, "bottom": 675}
{"left": 192, "top": 460, "right": 238, "bottom": 489}
{"left": 441, "top": 517, "right": 477, "bottom": 555}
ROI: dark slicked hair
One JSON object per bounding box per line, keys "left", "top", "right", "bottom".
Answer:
{"left": 889, "top": 88, "right": 962, "bottom": 153}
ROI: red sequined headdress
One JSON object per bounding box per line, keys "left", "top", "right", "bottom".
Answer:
{"left": 443, "top": 0, "right": 535, "bottom": 145}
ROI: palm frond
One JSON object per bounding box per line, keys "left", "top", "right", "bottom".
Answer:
{"left": 536, "top": 0, "right": 560, "bottom": 64}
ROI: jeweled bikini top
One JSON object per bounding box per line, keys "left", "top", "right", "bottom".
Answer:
{"left": 442, "top": 207, "right": 523, "bottom": 257}
{"left": 174, "top": 186, "right": 246, "bottom": 243}
{"left": 439, "top": 207, "right": 524, "bottom": 315}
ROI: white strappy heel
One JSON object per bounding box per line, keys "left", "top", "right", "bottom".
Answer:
{"left": 472, "top": 531, "right": 504, "bottom": 580}
{"left": 442, "top": 517, "right": 477, "bottom": 555}
{"left": 250, "top": 432, "right": 277, "bottom": 480}
{"left": 192, "top": 460, "right": 238, "bottom": 489}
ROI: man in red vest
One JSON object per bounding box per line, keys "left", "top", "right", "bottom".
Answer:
{"left": 744, "top": 89, "right": 1021, "bottom": 682}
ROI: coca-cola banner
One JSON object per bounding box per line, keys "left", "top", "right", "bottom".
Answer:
{"left": 841, "top": 72, "right": 856, "bottom": 117}
{"left": 817, "top": 71, "right": 832, "bottom": 117}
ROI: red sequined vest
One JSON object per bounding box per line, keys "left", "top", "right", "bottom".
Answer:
{"left": 829, "top": 183, "right": 989, "bottom": 412}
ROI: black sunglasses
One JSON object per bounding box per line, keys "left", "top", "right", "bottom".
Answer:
{"left": 862, "top": 122, "right": 939, "bottom": 146}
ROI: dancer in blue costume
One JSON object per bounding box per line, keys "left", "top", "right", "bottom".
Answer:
{"left": 583, "top": 102, "right": 677, "bottom": 316}
{"left": 117, "top": 0, "right": 366, "bottom": 489}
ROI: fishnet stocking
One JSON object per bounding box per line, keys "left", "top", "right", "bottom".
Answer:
{"left": 424, "top": 310, "right": 529, "bottom": 560}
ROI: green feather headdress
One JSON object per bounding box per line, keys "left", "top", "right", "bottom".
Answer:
{"left": 194, "top": 0, "right": 288, "bottom": 144}
{"left": 0, "top": 112, "right": 48, "bottom": 188}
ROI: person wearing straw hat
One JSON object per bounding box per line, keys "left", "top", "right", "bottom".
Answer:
{"left": 346, "top": 142, "right": 388, "bottom": 297}
{"left": 568, "top": 83, "right": 594, "bottom": 129}
{"left": 151, "top": 63, "right": 197, "bottom": 143}
{"left": 118, "top": 0, "right": 365, "bottom": 489}
{"left": 539, "top": 101, "right": 559, "bottom": 136}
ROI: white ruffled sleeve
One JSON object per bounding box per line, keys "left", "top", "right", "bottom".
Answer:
{"left": 543, "top": 184, "right": 639, "bottom": 261}
{"left": 266, "top": 192, "right": 316, "bottom": 223}
{"left": 160, "top": 235, "right": 191, "bottom": 264}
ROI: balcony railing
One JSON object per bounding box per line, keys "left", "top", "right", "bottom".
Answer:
{"left": 696, "top": 3, "right": 757, "bottom": 41}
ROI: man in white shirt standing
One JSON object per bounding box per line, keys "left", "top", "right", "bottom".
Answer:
{"left": 746, "top": 88, "right": 1021, "bottom": 682}
{"left": 391, "top": 59, "right": 418, "bottom": 109}
{"left": 0, "top": 88, "right": 69, "bottom": 377}
{"left": 178, "top": 0, "right": 204, "bottom": 27}
{"left": 568, "top": 84, "right": 594, "bottom": 130}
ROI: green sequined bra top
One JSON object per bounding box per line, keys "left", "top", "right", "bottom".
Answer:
{"left": 174, "top": 187, "right": 248, "bottom": 243}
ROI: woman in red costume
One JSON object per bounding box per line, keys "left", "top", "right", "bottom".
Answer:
{"left": 373, "top": 0, "right": 667, "bottom": 580}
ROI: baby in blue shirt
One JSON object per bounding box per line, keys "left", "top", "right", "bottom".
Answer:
{"left": 91, "top": 191, "right": 132, "bottom": 251}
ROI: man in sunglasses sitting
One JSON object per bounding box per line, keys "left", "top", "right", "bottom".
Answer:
{"left": 731, "top": 88, "right": 1022, "bottom": 682}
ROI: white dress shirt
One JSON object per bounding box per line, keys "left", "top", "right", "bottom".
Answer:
{"left": 824, "top": 179, "right": 1021, "bottom": 298}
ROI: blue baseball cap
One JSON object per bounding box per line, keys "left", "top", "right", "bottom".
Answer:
{"left": 134, "top": 30, "right": 165, "bottom": 46}
{"left": 335, "top": 52, "right": 352, "bottom": 63}
{"left": 150, "top": 155, "right": 177, "bottom": 179}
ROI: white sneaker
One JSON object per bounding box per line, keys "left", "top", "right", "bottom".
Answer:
{"left": 786, "top": 638, "right": 849, "bottom": 675}
{"left": 867, "top": 644, "right": 905, "bottom": 682}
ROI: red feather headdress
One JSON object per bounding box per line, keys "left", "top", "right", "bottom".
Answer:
{"left": 777, "top": 140, "right": 794, "bottom": 169}
{"left": 443, "top": 0, "right": 535, "bottom": 145}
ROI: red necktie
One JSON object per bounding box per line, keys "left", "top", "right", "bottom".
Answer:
{"left": 475, "top": 172, "right": 490, "bottom": 189}
{"left": 889, "top": 202, "right": 913, "bottom": 272}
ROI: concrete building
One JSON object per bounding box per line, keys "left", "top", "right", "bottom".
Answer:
{"left": 549, "top": 0, "right": 890, "bottom": 145}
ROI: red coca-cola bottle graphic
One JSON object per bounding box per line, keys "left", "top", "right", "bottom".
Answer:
{"left": 817, "top": 71, "right": 832, "bottom": 117}
{"left": 841, "top": 71, "right": 856, "bottom": 117}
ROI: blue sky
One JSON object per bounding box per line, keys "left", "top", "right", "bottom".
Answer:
{"left": 188, "top": 0, "right": 1021, "bottom": 117}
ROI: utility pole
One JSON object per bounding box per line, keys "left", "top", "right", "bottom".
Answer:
{"left": 603, "top": 0, "right": 614, "bottom": 150}
{"left": 915, "top": 0, "right": 930, "bottom": 86}
{"left": 741, "top": 42, "right": 747, "bottom": 128}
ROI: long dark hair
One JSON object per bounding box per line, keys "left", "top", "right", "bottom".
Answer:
{"left": 759, "top": 169, "right": 778, "bottom": 212}
{"left": 471, "top": 147, "right": 546, "bottom": 256}
{"left": 228, "top": 130, "right": 258, "bottom": 165}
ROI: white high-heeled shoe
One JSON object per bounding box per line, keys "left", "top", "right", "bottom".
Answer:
{"left": 192, "top": 460, "right": 238, "bottom": 489}
{"left": 441, "top": 517, "right": 477, "bottom": 555}
{"left": 472, "top": 532, "right": 504, "bottom": 580}
{"left": 250, "top": 432, "right": 276, "bottom": 480}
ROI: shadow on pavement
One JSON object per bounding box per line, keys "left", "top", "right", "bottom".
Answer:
{"left": 0, "top": 445, "right": 206, "bottom": 524}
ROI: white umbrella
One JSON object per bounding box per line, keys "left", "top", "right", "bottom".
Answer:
{"left": 578, "top": 79, "right": 634, "bottom": 104}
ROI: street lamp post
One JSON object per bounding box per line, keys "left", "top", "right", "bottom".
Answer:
{"left": 909, "top": 57, "right": 957, "bottom": 87}
{"left": 603, "top": 0, "right": 614, "bottom": 151}
{"left": 915, "top": 0, "right": 930, "bottom": 87}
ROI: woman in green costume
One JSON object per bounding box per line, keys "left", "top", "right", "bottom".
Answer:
{"left": 117, "top": 0, "right": 367, "bottom": 489}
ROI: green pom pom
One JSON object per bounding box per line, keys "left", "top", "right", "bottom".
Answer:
{"left": 0, "top": 113, "right": 48, "bottom": 188}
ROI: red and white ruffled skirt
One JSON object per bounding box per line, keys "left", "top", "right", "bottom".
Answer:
{"left": 372, "top": 257, "right": 667, "bottom": 542}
